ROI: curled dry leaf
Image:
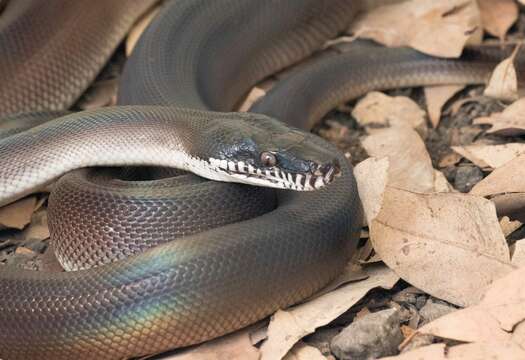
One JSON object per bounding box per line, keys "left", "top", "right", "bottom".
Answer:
{"left": 478, "top": 0, "right": 518, "bottom": 40}
{"left": 370, "top": 187, "right": 514, "bottom": 307}
{"left": 238, "top": 87, "right": 267, "bottom": 112}
{"left": 424, "top": 85, "right": 465, "bottom": 128}
{"left": 452, "top": 143, "right": 525, "bottom": 170}
{"left": 259, "top": 264, "right": 399, "bottom": 360}
{"left": 349, "top": 0, "right": 482, "bottom": 58}
{"left": 0, "top": 196, "right": 37, "bottom": 230}
{"left": 352, "top": 92, "right": 427, "bottom": 132}
{"left": 419, "top": 266, "right": 525, "bottom": 344}
{"left": 361, "top": 127, "right": 435, "bottom": 193}
{"left": 483, "top": 45, "right": 521, "bottom": 102}
{"left": 474, "top": 97, "right": 525, "bottom": 136}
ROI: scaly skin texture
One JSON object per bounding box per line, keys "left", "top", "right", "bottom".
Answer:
{"left": 0, "top": 1, "right": 362, "bottom": 359}
{"left": 0, "top": 0, "right": 157, "bottom": 117}
{"left": 0, "top": 0, "right": 514, "bottom": 358}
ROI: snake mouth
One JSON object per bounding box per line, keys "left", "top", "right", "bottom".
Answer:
{"left": 209, "top": 158, "right": 341, "bottom": 191}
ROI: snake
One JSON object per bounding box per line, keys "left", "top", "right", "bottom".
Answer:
{"left": 0, "top": 0, "right": 514, "bottom": 359}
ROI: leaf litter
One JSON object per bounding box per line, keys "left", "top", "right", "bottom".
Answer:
{"left": 3, "top": 1, "right": 525, "bottom": 359}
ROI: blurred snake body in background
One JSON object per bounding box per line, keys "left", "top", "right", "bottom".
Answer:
{"left": 0, "top": 0, "right": 511, "bottom": 358}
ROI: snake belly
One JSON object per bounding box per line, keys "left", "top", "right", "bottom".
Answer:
{"left": 0, "top": 1, "right": 362, "bottom": 359}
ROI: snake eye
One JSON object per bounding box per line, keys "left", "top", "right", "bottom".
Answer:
{"left": 260, "top": 152, "right": 277, "bottom": 167}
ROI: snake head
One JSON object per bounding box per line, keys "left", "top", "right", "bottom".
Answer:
{"left": 194, "top": 113, "right": 341, "bottom": 191}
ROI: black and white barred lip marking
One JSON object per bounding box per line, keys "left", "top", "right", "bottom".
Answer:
{"left": 208, "top": 158, "right": 340, "bottom": 191}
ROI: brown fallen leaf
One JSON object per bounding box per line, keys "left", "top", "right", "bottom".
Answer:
{"left": 0, "top": 196, "right": 37, "bottom": 230}
{"left": 483, "top": 45, "right": 521, "bottom": 101}
{"left": 352, "top": 92, "right": 427, "bottom": 133}
{"left": 259, "top": 264, "right": 399, "bottom": 360}
{"left": 474, "top": 97, "right": 525, "bottom": 135}
{"left": 499, "top": 216, "right": 522, "bottom": 237}
{"left": 353, "top": 157, "right": 390, "bottom": 225}
{"left": 511, "top": 239, "right": 525, "bottom": 267}
{"left": 424, "top": 85, "right": 465, "bottom": 128}
{"left": 238, "top": 87, "right": 267, "bottom": 112}
{"left": 419, "top": 266, "right": 525, "bottom": 343}
{"left": 470, "top": 153, "right": 525, "bottom": 197}
{"left": 512, "top": 318, "right": 525, "bottom": 345}
{"left": 158, "top": 327, "right": 259, "bottom": 360}
{"left": 15, "top": 246, "right": 36, "bottom": 257}
{"left": 22, "top": 209, "right": 50, "bottom": 241}
{"left": 438, "top": 152, "right": 463, "bottom": 168}
{"left": 452, "top": 143, "right": 525, "bottom": 170}
{"left": 478, "top": 0, "right": 518, "bottom": 40}
{"left": 126, "top": 4, "right": 161, "bottom": 56}
{"left": 381, "top": 343, "right": 446, "bottom": 360}
{"left": 282, "top": 342, "right": 326, "bottom": 360}
{"left": 349, "top": 0, "right": 482, "bottom": 58}
{"left": 433, "top": 169, "right": 455, "bottom": 193}
{"left": 370, "top": 187, "right": 515, "bottom": 306}
{"left": 447, "top": 341, "right": 525, "bottom": 359}
{"left": 361, "top": 127, "right": 435, "bottom": 193}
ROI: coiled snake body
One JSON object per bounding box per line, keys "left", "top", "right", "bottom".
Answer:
{"left": 0, "top": 0, "right": 509, "bottom": 358}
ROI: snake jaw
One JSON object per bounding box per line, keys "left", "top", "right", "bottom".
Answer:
{"left": 207, "top": 157, "right": 339, "bottom": 191}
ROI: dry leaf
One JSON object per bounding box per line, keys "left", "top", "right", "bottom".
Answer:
{"left": 511, "top": 240, "right": 525, "bottom": 267}
{"left": 158, "top": 328, "right": 259, "bottom": 360}
{"left": 452, "top": 143, "right": 525, "bottom": 170}
{"left": 483, "top": 45, "right": 521, "bottom": 101}
{"left": 499, "top": 216, "right": 522, "bottom": 237}
{"left": 512, "top": 318, "right": 525, "bottom": 345}
{"left": 352, "top": 92, "right": 427, "bottom": 132}
{"left": 282, "top": 342, "right": 326, "bottom": 360}
{"left": 353, "top": 157, "right": 390, "bottom": 225}
{"left": 438, "top": 152, "right": 463, "bottom": 168}
{"left": 447, "top": 341, "right": 525, "bottom": 359}
{"left": 238, "top": 87, "right": 267, "bottom": 112}
{"left": 424, "top": 85, "right": 465, "bottom": 127}
{"left": 370, "top": 187, "right": 514, "bottom": 306}
{"left": 433, "top": 169, "right": 455, "bottom": 193}
{"left": 478, "top": 0, "right": 518, "bottom": 40}
{"left": 381, "top": 344, "right": 446, "bottom": 360}
{"left": 349, "top": 0, "right": 482, "bottom": 58}
{"left": 22, "top": 209, "right": 50, "bottom": 241}
{"left": 474, "top": 97, "right": 525, "bottom": 135}
{"left": 420, "top": 266, "right": 525, "bottom": 343}
{"left": 361, "top": 127, "right": 435, "bottom": 193}
{"left": 126, "top": 4, "right": 161, "bottom": 56}
{"left": 259, "top": 264, "right": 399, "bottom": 360}
{"left": 470, "top": 154, "right": 525, "bottom": 196}
{"left": 0, "top": 196, "right": 37, "bottom": 230}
